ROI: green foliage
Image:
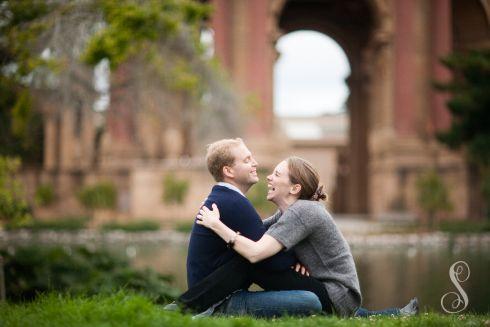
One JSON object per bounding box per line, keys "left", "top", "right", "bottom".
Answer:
{"left": 436, "top": 50, "right": 490, "bottom": 162}
{"left": 435, "top": 50, "right": 490, "bottom": 217}
{"left": 162, "top": 174, "right": 189, "bottom": 205}
{"left": 5, "top": 216, "right": 90, "bottom": 231}
{"left": 77, "top": 182, "right": 117, "bottom": 210}
{"left": 437, "top": 220, "right": 490, "bottom": 233}
{"left": 1, "top": 245, "right": 179, "bottom": 303}
{"left": 0, "top": 1, "right": 51, "bottom": 162}
{"left": 34, "top": 183, "right": 55, "bottom": 206}
{"left": 82, "top": 0, "right": 211, "bottom": 69}
{"left": 480, "top": 170, "right": 490, "bottom": 213}
{"left": 0, "top": 156, "right": 32, "bottom": 226}
{"left": 101, "top": 220, "right": 160, "bottom": 232}
{"left": 174, "top": 221, "right": 194, "bottom": 233}
{"left": 1, "top": 0, "right": 212, "bottom": 163}
{"left": 416, "top": 170, "right": 453, "bottom": 226}
{"left": 0, "top": 80, "right": 44, "bottom": 163}
{"left": 248, "top": 171, "right": 276, "bottom": 216}
{"left": 1, "top": 293, "right": 490, "bottom": 327}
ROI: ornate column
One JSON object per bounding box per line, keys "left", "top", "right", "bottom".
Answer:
{"left": 364, "top": 0, "right": 398, "bottom": 216}
{"left": 100, "top": 61, "right": 139, "bottom": 169}
{"left": 393, "top": 0, "right": 417, "bottom": 137}
{"left": 211, "top": 0, "right": 274, "bottom": 136}
{"left": 346, "top": 68, "right": 369, "bottom": 214}
{"left": 429, "top": 0, "right": 452, "bottom": 133}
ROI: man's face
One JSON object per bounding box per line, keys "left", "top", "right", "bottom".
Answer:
{"left": 227, "top": 143, "right": 259, "bottom": 188}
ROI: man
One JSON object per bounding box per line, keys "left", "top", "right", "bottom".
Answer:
{"left": 184, "top": 138, "right": 327, "bottom": 317}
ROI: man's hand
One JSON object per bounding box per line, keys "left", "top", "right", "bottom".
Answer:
{"left": 291, "top": 262, "right": 310, "bottom": 276}
{"left": 196, "top": 203, "right": 221, "bottom": 230}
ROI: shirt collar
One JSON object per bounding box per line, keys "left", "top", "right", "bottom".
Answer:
{"left": 217, "top": 182, "right": 245, "bottom": 198}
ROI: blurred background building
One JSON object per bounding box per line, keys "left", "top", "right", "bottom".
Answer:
{"left": 15, "top": 0, "right": 490, "bottom": 223}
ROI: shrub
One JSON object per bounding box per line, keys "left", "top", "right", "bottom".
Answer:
{"left": 77, "top": 182, "right": 117, "bottom": 210}
{"left": 162, "top": 174, "right": 189, "bottom": 204}
{"left": 34, "top": 183, "right": 55, "bottom": 206}
{"left": 0, "top": 156, "right": 32, "bottom": 227}
{"left": 481, "top": 172, "right": 490, "bottom": 219}
{"left": 174, "top": 221, "right": 194, "bottom": 233}
{"left": 1, "top": 245, "right": 179, "bottom": 303}
{"left": 416, "top": 170, "right": 453, "bottom": 227}
{"left": 101, "top": 220, "right": 160, "bottom": 232}
{"left": 5, "top": 216, "right": 90, "bottom": 231}
{"left": 438, "top": 220, "right": 490, "bottom": 233}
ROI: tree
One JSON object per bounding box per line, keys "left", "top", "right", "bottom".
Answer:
{"left": 0, "top": 0, "right": 51, "bottom": 163}
{"left": 1, "top": 0, "right": 230, "bottom": 163}
{"left": 435, "top": 49, "right": 490, "bottom": 218}
{"left": 0, "top": 156, "right": 32, "bottom": 227}
{"left": 416, "top": 170, "right": 452, "bottom": 228}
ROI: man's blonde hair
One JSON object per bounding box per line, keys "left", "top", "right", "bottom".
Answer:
{"left": 206, "top": 138, "right": 244, "bottom": 182}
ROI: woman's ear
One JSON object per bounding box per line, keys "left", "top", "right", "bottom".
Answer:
{"left": 290, "top": 184, "right": 302, "bottom": 196}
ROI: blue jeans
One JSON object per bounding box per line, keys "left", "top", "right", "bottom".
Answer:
{"left": 216, "top": 290, "right": 322, "bottom": 318}
{"left": 355, "top": 307, "right": 400, "bottom": 317}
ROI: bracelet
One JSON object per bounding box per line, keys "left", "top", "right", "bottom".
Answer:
{"left": 227, "top": 231, "right": 241, "bottom": 248}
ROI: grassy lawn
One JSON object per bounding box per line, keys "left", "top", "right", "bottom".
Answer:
{"left": 1, "top": 292, "right": 488, "bottom": 327}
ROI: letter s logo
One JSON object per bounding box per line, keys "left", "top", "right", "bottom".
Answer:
{"left": 440, "top": 261, "right": 470, "bottom": 313}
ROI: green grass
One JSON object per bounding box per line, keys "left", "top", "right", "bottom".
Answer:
{"left": 1, "top": 292, "right": 488, "bottom": 327}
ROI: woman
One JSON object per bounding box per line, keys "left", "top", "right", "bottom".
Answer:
{"left": 197, "top": 156, "right": 418, "bottom": 317}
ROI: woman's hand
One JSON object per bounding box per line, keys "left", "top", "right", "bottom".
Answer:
{"left": 292, "top": 262, "right": 310, "bottom": 276}
{"left": 196, "top": 203, "right": 221, "bottom": 230}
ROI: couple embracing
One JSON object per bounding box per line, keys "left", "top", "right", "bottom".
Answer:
{"left": 167, "top": 138, "right": 418, "bottom": 318}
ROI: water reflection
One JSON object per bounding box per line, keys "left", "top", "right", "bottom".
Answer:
{"left": 2, "top": 232, "right": 488, "bottom": 313}
{"left": 122, "top": 241, "right": 490, "bottom": 313}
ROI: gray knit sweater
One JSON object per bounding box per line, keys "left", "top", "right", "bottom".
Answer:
{"left": 265, "top": 200, "right": 362, "bottom": 316}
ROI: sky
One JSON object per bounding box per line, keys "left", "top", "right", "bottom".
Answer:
{"left": 274, "top": 30, "right": 351, "bottom": 117}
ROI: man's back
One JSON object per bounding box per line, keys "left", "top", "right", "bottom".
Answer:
{"left": 186, "top": 185, "right": 295, "bottom": 287}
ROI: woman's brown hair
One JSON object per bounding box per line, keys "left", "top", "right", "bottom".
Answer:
{"left": 286, "top": 156, "right": 327, "bottom": 201}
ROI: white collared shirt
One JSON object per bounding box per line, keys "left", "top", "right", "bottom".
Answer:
{"left": 217, "top": 182, "right": 245, "bottom": 198}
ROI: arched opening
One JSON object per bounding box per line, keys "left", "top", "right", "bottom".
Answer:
{"left": 274, "top": 31, "right": 350, "bottom": 118}
{"left": 275, "top": 0, "right": 376, "bottom": 214}
{"left": 274, "top": 30, "right": 352, "bottom": 212}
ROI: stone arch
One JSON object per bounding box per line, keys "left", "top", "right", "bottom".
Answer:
{"left": 272, "top": 0, "right": 382, "bottom": 213}
{"left": 209, "top": 0, "right": 482, "bottom": 219}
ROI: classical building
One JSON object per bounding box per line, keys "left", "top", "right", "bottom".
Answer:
{"left": 30, "top": 0, "right": 489, "bottom": 222}
{"left": 208, "top": 0, "right": 490, "bottom": 219}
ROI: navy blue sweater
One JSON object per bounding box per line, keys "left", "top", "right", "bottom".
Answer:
{"left": 186, "top": 185, "right": 296, "bottom": 287}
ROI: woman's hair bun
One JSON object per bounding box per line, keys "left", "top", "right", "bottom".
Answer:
{"left": 312, "top": 185, "right": 327, "bottom": 201}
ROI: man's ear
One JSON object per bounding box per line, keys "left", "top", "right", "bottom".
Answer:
{"left": 222, "top": 166, "right": 234, "bottom": 179}
{"left": 290, "top": 184, "right": 301, "bottom": 196}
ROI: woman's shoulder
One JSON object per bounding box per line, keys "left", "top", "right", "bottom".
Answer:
{"left": 291, "top": 199, "right": 326, "bottom": 210}
{"left": 289, "top": 200, "right": 330, "bottom": 220}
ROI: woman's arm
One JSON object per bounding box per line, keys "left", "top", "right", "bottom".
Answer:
{"left": 197, "top": 204, "right": 284, "bottom": 263}
{"left": 262, "top": 211, "right": 281, "bottom": 229}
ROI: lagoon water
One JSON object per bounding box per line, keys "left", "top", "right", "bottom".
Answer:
{"left": 2, "top": 230, "right": 489, "bottom": 313}
{"left": 126, "top": 238, "right": 490, "bottom": 314}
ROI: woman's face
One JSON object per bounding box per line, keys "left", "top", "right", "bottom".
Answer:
{"left": 266, "top": 160, "right": 295, "bottom": 203}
